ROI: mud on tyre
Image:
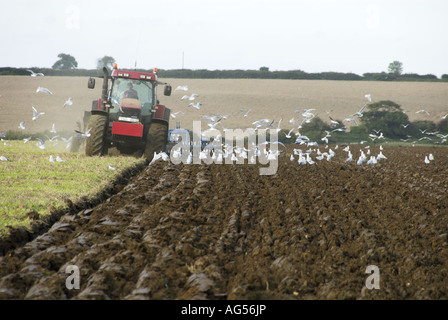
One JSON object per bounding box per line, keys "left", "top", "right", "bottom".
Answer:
{"left": 144, "top": 121, "right": 168, "bottom": 162}
{"left": 85, "top": 114, "right": 108, "bottom": 156}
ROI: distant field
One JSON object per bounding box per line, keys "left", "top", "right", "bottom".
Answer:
{"left": 1, "top": 76, "right": 447, "bottom": 134}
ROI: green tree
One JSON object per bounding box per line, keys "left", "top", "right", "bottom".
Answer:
{"left": 360, "top": 100, "right": 409, "bottom": 139}
{"left": 388, "top": 61, "right": 403, "bottom": 76}
{"left": 97, "top": 56, "right": 116, "bottom": 71}
{"left": 52, "top": 53, "right": 78, "bottom": 70}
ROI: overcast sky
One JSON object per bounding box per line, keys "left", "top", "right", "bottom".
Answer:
{"left": 1, "top": 0, "right": 447, "bottom": 77}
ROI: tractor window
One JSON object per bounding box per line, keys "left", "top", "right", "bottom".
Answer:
{"left": 110, "top": 79, "right": 153, "bottom": 113}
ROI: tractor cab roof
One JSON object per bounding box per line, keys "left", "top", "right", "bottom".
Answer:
{"left": 111, "top": 69, "right": 157, "bottom": 81}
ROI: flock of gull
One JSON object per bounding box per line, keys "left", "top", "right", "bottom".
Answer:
{"left": 152, "top": 85, "right": 441, "bottom": 166}
{"left": 0, "top": 70, "right": 84, "bottom": 165}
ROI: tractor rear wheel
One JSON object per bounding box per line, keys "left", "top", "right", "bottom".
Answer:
{"left": 144, "top": 121, "right": 168, "bottom": 162}
{"left": 85, "top": 114, "right": 108, "bottom": 156}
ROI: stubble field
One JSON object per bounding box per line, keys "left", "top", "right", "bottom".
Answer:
{"left": 0, "top": 76, "right": 447, "bottom": 300}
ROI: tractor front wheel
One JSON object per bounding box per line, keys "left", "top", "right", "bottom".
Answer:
{"left": 144, "top": 121, "right": 168, "bottom": 162}
{"left": 85, "top": 114, "right": 108, "bottom": 156}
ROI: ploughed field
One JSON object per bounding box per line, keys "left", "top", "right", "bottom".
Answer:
{"left": 0, "top": 145, "right": 447, "bottom": 300}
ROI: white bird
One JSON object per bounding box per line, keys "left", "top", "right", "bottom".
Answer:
{"left": 352, "top": 104, "right": 367, "bottom": 117}
{"left": 75, "top": 127, "right": 92, "bottom": 139}
{"left": 0, "top": 155, "right": 8, "bottom": 161}
{"left": 174, "top": 85, "right": 189, "bottom": 92}
{"left": 32, "top": 106, "right": 45, "bottom": 121}
{"left": 416, "top": 109, "right": 430, "bottom": 115}
{"left": 23, "top": 136, "right": 32, "bottom": 143}
{"left": 240, "top": 109, "right": 252, "bottom": 118}
{"left": 36, "top": 138, "right": 46, "bottom": 149}
{"left": 170, "top": 111, "right": 184, "bottom": 118}
{"left": 284, "top": 128, "right": 294, "bottom": 139}
{"left": 365, "top": 94, "right": 372, "bottom": 102}
{"left": 329, "top": 116, "right": 341, "bottom": 126}
{"left": 63, "top": 97, "right": 73, "bottom": 108}
{"left": 49, "top": 155, "right": 55, "bottom": 162}
{"left": 18, "top": 121, "right": 26, "bottom": 130}
{"left": 36, "top": 87, "right": 52, "bottom": 95}
{"left": 27, "top": 69, "right": 44, "bottom": 77}
{"left": 56, "top": 155, "right": 65, "bottom": 162}
{"left": 343, "top": 117, "right": 358, "bottom": 126}
{"left": 50, "top": 123, "right": 57, "bottom": 134}
{"left": 428, "top": 153, "right": 434, "bottom": 161}
{"left": 181, "top": 93, "right": 198, "bottom": 101}
{"left": 424, "top": 156, "right": 430, "bottom": 164}
{"left": 108, "top": 165, "right": 116, "bottom": 170}
{"left": 188, "top": 102, "right": 202, "bottom": 110}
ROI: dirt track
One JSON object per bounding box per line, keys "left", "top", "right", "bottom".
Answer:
{"left": 0, "top": 145, "right": 447, "bottom": 300}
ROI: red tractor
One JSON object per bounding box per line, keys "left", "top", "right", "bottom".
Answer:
{"left": 80, "top": 65, "right": 172, "bottom": 162}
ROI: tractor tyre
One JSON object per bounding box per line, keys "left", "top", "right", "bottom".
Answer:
{"left": 85, "top": 114, "right": 108, "bottom": 156}
{"left": 144, "top": 121, "right": 168, "bottom": 163}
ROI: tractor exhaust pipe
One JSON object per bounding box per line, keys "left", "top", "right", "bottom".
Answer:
{"left": 102, "top": 67, "right": 109, "bottom": 102}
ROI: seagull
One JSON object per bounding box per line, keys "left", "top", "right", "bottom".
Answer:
{"left": 18, "top": 121, "right": 26, "bottom": 130}
{"left": 329, "top": 116, "right": 341, "bottom": 126}
{"left": 170, "top": 111, "right": 184, "bottom": 118}
{"left": 343, "top": 117, "right": 358, "bottom": 126}
{"left": 27, "top": 69, "right": 44, "bottom": 77}
{"left": 284, "top": 128, "right": 294, "bottom": 139}
{"left": 181, "top": 93, "right": 198, "bottom": 101}
{"left": 75, "top": 127, "right": 92, "bottom": 139}
{"left": 32, "top": 106, "right": 45, "bottom": 120}
{"left": 50, "top": 123, "right": 57, "bottom": 134}
{"left": 36, "top": 87, "right": 53, "bottom": 95}
{"left": 188, "top": 102, "right": 201, "bottom": 110}
{"left": 428, "top": 153, "right": 434, "bottom": 161}
{"left": 365, "top": 94, "right": 372, "bottom": 102}
{"left": 0, "top": 155, "right": 8, "bottom": 161}
{"left": 108, "top": 165, "right": 116, "bottom": 170}
{"left": 401, "top": 123, "right": 410, "bottom": 128}
{"left": 441, "top": 114, "right": 448, "bottom": 119}
{"left": 49, "top": 155, "right": 55, "bottom": 163}
{"left": 352, "top": 104, "right": 367, "bottom": 117}
{"left": 23, "top": 136, "right": 32, "bottom": 143}
{"left": 63, "top": 97, "right": 73, "bottom": 108}
{"left": 174, "top": 85, "right": 189, "bottom": 92}
{"left": 416, "top": 109, "right": 430, "bottom": 115}
{"left": 36, "top": 138, "right": 46, "bottom": 150}
{"left": 56, "top": 155, "right": 65, "bottom": 162}
{"left": 424, "top": 156, "right": 430, "bottom": 164}
{"left": 240, "top": 109, "right": 252, "bottom": 118}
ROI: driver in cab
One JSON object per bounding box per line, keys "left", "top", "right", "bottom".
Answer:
{"left": 123, "top": 83, "right": 139, "bottom": 99}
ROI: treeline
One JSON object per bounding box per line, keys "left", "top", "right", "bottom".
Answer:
{"left": 1, "top": 67, "right": 447, "bottom": 82}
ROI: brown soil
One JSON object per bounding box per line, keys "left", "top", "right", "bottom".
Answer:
{"left": 0, "top": 145, "right": 447, "bottom": 300}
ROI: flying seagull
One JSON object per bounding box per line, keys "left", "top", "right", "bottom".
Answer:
{"left": 27, "top": 69, "right": 44, "bottom": 77}
{"left": 240, "top": 109, "right": 252, "bottom": 118}
{"left": 174, "top": 85, "right": 189, "bottom": 92}
{"left": 170, "top": 111, "right": 185, "bottom": 118}
{"left": 188, "top": 102, "right": 202, "bottom": 110}
{"left": 18, "top": 121, "right": 26, "bottom": 130}
{"left": 36, "top": 87, "right": 53, "bottom": 95}
{"left": 32, "top": 106, "right": 45, "bottom": 120}
{"left": 63, "top": 97, "right": 73, "bottom": 108}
